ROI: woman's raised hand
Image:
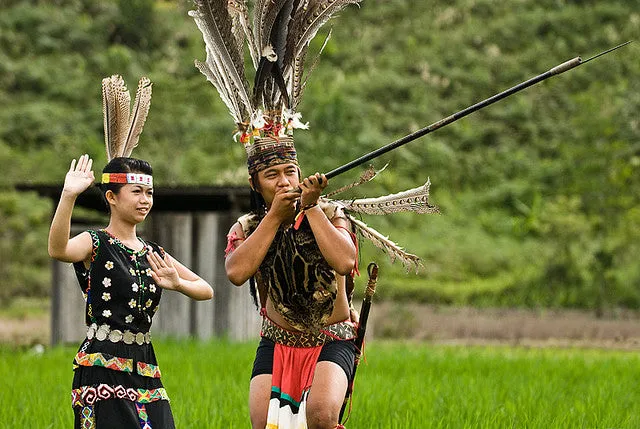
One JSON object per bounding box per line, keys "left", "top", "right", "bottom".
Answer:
{"left": 63, "top": 154, "right": 95, "bottom": 196}
{"left": 147, "top": 251, "right": 182, "bottom": 292}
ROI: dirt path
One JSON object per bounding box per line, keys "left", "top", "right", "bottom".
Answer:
{"left": 368, "top": 303, "right": 640, "bottom": 350}
{"left": 0, "top": 314, "right": 49, "bottom": 346}
{"left": 3, "top": 304, "right": 640, "bottom": 349}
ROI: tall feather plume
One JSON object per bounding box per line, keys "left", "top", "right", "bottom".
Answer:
{"left": 122, "top": 77, "right": 152, "bottom": 158}
{"left": 253, "top": 0, "right": 294, "bottom": 109}
{"left": 191, "top": 0, "right": 361, "bottom": 137}
{"left": 271, "top": 0, "right": 296, "bottom": 108}
{"left": 292, "top": 29, "right": 331, "bottom": 110}
{"left": 189, "top": 0, "right": 253, "bottom": 125}
{"left": 284, "top": 0, "right": 362, "bottom": 108}
{"left": 252, "top": 0, "right": 269, "bottom": 52}
{"left": 101, "top": 75, "right": 154, "bottom": 161}
{"left": 347, "top": 215, "right": 423, "bottom": 273}
{"left": 228, "top": 0, "right": 260, "bottom": 68}
{"left": 254, "top": 0, "right": 289, "bottom": 55}
{"left": 228, "top": 1, "right": 248, "bottom": 58}
{"left": 102, "top": 75, "right": 131, "bottom": 161}
{"left": 337, "top": 180, "right": 440, "bottom": 215}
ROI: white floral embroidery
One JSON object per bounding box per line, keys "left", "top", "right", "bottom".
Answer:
{"left": 128, "top": 299, "right": 137, "bottom": 309}
{"left": 125, "top": 314, "right": 134, "bottom": 324}
{"left": 129, "top": 268, "right": 136, "bottom": 276}
{"left": 102, "top": 309, "right": 111, "bottom": 318}
{"left": 149, "top": 284, "right": 156, "bottom": 293}
{"left": 102, "top": 277, "right": 111, "bottom": 287}
{"left": 145, "top": 299, "right": 153, "bottom": 309}
{"left": 105, "top": 261, "right": 114, "bottom": 270}
{"left": 131, "top": 283, "right": 139, "bottom": 292}
{"left": 102, "top": 292, "right": 111, "bottom": 301}
{"left": 108, "top": 238, "right": 116, "bottom": 245}
{"left": 145, "top": 268, "right": 153, "bottom": 277}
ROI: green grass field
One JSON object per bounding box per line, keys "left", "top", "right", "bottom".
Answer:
{"left": 1, "top": 340, "right": 638, "bottom": 428}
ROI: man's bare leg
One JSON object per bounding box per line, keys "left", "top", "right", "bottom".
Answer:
{"left": 250, "top": 374, "right": 272, "bottom": 429}
{"left": 306, "top": 361, "right": 349, "bottom": 429}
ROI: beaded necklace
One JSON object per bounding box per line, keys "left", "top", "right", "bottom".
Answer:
{"left": 101, "top": 229, "right": 153, "bottom": 313}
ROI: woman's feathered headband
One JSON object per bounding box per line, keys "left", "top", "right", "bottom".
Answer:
{"left": 102, "top": 75, "right": 153, "bottom": 161}
{"left": 101, "top": 75, "right": 154, "bottom": 185}
{"left": 189, "top": 0, "right": 361, "bottom": 146}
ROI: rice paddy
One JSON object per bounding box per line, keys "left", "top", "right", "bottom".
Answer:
{"left": 1, "top": 339, "right": 638, "bottom": 428}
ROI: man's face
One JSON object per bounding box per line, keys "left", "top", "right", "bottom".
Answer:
{"left": 253, "top": 163, "right": 300, "bottom": 205}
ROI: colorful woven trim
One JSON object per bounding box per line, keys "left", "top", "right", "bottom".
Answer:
{"left": 101, "top": 173, "right": 153, "bottom": 186}
{"left": 137, "top": 362, "right": 162, "bottom": 378}
{"left": 73, "top": 352, "right": 161, "bottom": 378}
{"left": 74, "top": 352, "right": 133, "bottom": 373}
{"left": 246, "top": 136, "right": 298, "bottom": 176}
{"left": 88, "top": 230, "right": 100, "bottom": 263}
{"left": 136, "top": 403, "right": 152, "bottom": 429}
{"left": 261, "top": 316, "right": 356, "bottom": 348}
{"left": 72, "top": 385, "right": 169, "bottom": 407}
{"left": 80, "top": 405, "right": 96, "bottom": 429}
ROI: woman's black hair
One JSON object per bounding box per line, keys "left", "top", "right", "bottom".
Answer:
{"left": 100, "top": 157, "right": 153, "bottom": 208}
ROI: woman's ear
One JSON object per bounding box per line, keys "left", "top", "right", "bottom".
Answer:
{"left": 105, "top": 189, "right": 117, "bottom": 206}
{"left": 248, "top": 176, "right": 255, "bottom": 191}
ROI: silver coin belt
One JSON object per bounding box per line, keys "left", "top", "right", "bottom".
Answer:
{"left": 86, "top": 323, "right": 151, "bottom": 345}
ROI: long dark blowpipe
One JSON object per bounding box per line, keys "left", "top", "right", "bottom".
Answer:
{"left": 324, "top": 41, "right": 632, "bottom": 180}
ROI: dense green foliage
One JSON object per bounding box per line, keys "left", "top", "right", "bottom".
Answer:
{"left": 1, "top": 0, "right": 639, "bottom": 308}
{"left": 2, "top": 340, "right": 640, "bottom": 427}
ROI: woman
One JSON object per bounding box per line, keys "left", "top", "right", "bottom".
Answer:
{"left": 48, "top": 153, "right": 213, "bottom": 428}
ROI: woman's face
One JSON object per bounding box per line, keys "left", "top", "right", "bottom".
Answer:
{"left": 108, "top": 183, "right": 154, "bottom": 224}
{"left": 254, "top": 163, "right": 300, "bottom": 206}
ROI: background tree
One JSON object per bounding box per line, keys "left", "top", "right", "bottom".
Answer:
{"left": 1, "top": 0, "right": 638, "bottom": 309}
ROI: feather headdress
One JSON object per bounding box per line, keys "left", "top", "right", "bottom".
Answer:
{"left": 102, "top": 75, "right": 153, "bottom": 161}
{"left": 191, "top": 3, "right": 439, "bottom": 270}
{"left": 189, "top": 0, "right": 361, "bottom": 149}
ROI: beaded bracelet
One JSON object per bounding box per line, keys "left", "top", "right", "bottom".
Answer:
{"left": 300, "top": 201, "right": 318, "bottom": 211}
{"left": 294, "top": 201, "right": 319, "bottom": 230}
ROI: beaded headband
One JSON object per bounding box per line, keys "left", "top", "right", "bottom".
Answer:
{"left": 101, "top": 173, "right": 153, "bottom": 186}
{"left": 246, "top": 137, "right": 298, "bottom": 176}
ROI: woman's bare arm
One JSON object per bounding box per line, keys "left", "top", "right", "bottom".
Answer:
{"left": 48, "top": 155, "right": 95, "bottom": 263}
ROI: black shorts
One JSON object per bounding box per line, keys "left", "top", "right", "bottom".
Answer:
{"left": 251, "top": 337, "right": 357, "bottom": 381}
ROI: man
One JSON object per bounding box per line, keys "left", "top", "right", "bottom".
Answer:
{"left": 188, "top": 2, "right": 371, "bottom": 427}
{"left": 224, "top": 137, "right": 359, "bottom": 429}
